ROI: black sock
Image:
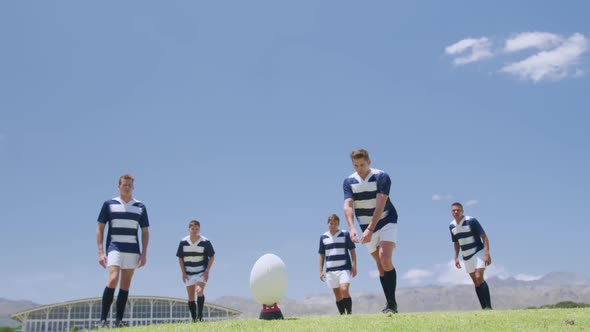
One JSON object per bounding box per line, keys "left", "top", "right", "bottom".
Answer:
{"left": 474, "top": 286, "right": 485, "bottom": 309}
{"left": 115, "top": 289, "right": 129, "bottom": 322}
{"left": 101, "top": 287, "right": 115, "bottom": 321}
{"left": 384, "top": 268, "right": 397, "bottom": 309}
{"left": 188, "top": 301, "right": 197, "bottom": 321}
{"left": 336, "top": 300, "right": 345, "bottom": 314}
{"left": 197, "top": 296, "right": 205, "bottom": 320}
{"left": 480, "top": 281, "right": 492, "bottom": 309}
{"left": 344, "top": 297, "right": 352, "bottom": 314}
{"left": 379, "top": 276, "right": 388, "bottom": 305}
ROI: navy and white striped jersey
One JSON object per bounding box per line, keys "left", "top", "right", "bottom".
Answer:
{"left": 176, "top": 236, "right": 215, "bottom": 276}
{"left": 319, "top": 230, "right": 356, "bottom": 272}
{"left": 449, "top": 216, "right": 485, "bottom": 260}
{"left": 98, "top": 197, "right": 150, "bottom": 255}
{"left": 343, "top": 168, "right": 398, "bottom": 232}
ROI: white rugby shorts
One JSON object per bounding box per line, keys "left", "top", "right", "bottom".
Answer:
{"left": 107, "top": 251, "right": 139, "bottom": 269}
{"left": 325, "top": 270, "right": 352, "bottom": 289}
{"left": 366, "top": 223, "right": 397, "bottom": 254}
{"left": 185, "top": 273, "right": 207, "bottom": 286}
{"left": 463, "top": 250, "right": 487, "bottom": 274}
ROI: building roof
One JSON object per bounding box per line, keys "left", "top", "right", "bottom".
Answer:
{"left": 10, "top": 295, "right": 241, "bottom": 323}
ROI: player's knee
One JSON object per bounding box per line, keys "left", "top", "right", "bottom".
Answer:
{"left": 379, "top": 256, "right": 392, "bottom": 269}
{"left": 107, "top": 276, "right": 119, "bottom": 287}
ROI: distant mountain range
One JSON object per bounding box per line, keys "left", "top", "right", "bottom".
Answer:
{"left": 214, "top": 271, "right": 590, "bottom": 318}
{"left": 486, "top": 271, "right": 590, "bottom": 288}
{"left": 0, "top": 298, "right": 39, "bottom": 326}
{"left": 2, "top": 272, "right": 590, "bottom": 326}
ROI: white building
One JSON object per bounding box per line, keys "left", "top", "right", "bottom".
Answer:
{"left": 10, "top": 296, "right": 241, "bottom": 331}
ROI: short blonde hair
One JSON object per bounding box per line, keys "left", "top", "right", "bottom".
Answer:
{"left": 350, "top": 149, "right": 370, "bottom": 161}
{"left": 327, "top": 214, "right": 340, "bottom": 224}
{"left": 118, "top": 174, "right": 134, "bottom": 184}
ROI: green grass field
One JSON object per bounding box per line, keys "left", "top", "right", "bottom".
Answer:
{"left": 120, "top": 308, "right": 590, "bottom": 331}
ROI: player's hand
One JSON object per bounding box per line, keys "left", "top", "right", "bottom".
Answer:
{"left": 360, "top": 229, "right": 373, "bottom": 244}
{"left": 182, "top": 273, "right": 189, "bottom": 283}
{"left": 320, "top": 272, "right": 326, "bottom": 282}
{"left": 351, "top": 266, "right": 357, "bottom": 278}
{"left": 454, "top": 258, "right": 461, "bottom": 269}
{"left": 138, "top": 254, "right": 147, "bottom": 268}
{"left": 204, "top": 271, "right": 209, "bottom": 282}
{"left": 349, "top": 229, "right": 359, "bottom": 243}
{"left": 484, "top": 254, "right": 492, "bottom": 266}
{"left": 98, "top": 254, "right": 107, "bottom": 268}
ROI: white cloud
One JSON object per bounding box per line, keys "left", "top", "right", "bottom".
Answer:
{"left": 445, "top": 37, "right": 493, "bottom": 65}
{"left": 504, "top": 32, "right": 564, "bottom": 53}
{"left": 434, "top": 261, "right": 472, "bottom": 285}
{"left": 501, "top": 33, "right": 589, "bottom": 82}
{"left": 404, "top": 260, "right": 514, "bottom": 286}
{"left": 514, "top": 273, "right": 543, "bottom": 282}
{"left": 465, "top": 199, "right": 479, "bottom": 207}
{"left": 402, "top": 269, "right": 434, "bottom": 285}
{"left": 432, "top": 194, "right": 454, "bottom": 201}
{"left": 445, "top": 32, "right": 589, "bottom": 82}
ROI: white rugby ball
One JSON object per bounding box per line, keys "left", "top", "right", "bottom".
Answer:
{"left": 249, "top": 253, "right": 288, "bottom": 305}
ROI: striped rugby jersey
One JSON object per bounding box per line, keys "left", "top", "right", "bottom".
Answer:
{"left": 343, "top": 168, "right": 398, "bottom": 232}
{"left": 319, "top": 230, "right": 355, "bottom": 272}
{"left": 449, "top": 216, "right": 485, "bottom": 260}
{"left": 98, "top": 197, "right": 150, "bottom": 255}
{"left": 176, "top": 236, "right": 215, "bottom": 276}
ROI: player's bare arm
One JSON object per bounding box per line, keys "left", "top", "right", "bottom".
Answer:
{"left": 96, "top": 223, "right": 107, "bottom": 268}
{"left": 138, "top": 227, "right": 149, "bottom": 268}
{"left": 178, "top": 257, "right": 188, "bottom": 282}
{"left": 343, "top": 198, "right": 358, "bottom": 243}
{"left": 481, "top": 233, "right": 491, "bottom": 266}
{"left": 453, "top": 241, "right": 461, "bottom": 269}
{"left": 360, "top": 193, "right": 388, "bottom": 244}
{"left": 319, "top": 254, "right": 326, "bottom": 281}
{"left": 350, "top": 249, "right": 357, "bottom": 277}
{"left": 204, "top": 255, "right": 214, "bottom": 282}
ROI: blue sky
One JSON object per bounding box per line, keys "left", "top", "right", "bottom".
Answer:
{"left": 1, "top": 1, "right": 589, "bottom": 305}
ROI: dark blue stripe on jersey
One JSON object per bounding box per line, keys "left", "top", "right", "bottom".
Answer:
{"left": 354, "top": 208, "right": 376, "bottom": 217}
{"left": 104, "top": 224, "right": 139, "bottom": 254}
{"left": 319, "top": 231, "right": 355, "bottom": 272}
{"left": 324, "top": 243, "right": 345, "bottom": 250}
{"left": 98, "top": 199, "right": 149, "bottom": 255}
{"left": 184, "top": 261, "right": 208, "bottom": 276}
{"left": 344, "top": 171, "right": 398, "bottom": 232}
{"left": 108, "top": 242, "right": 140, "bottom": 255}
{"left": 109, "top": 228, "right": 138, "bottom": 236}
{"left": 461, "top": 242, "right": 479, "bottom": 251}
{"left": 176, "top": 239, "right": 215, "bottom": 276}
{"left": 356, "top": 207, "right": 398, "bottom": 232}
{"left": 449, "top": 218, "right": 485, "bottom": 260}
{"left": 352, "top": 191, "right": 377, "bottom": 201}
{"left": 326, "top": 255, "right": 349, "bottom": 261}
